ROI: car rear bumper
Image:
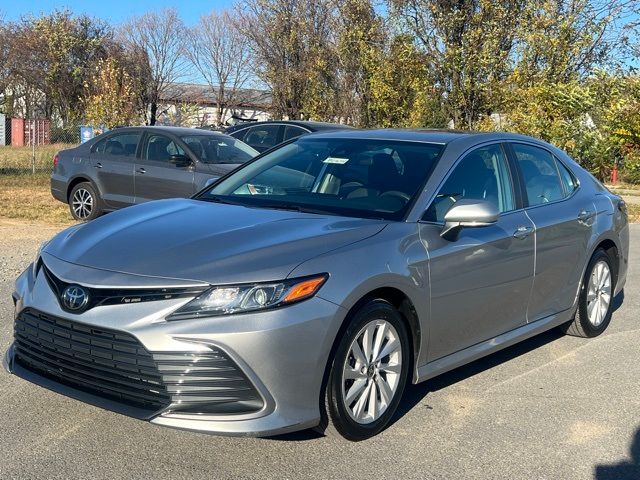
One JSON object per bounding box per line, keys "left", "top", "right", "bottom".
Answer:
{"left": 5, "top": 261, "right": 345, "bottom": 437}
{"left": 51, "top": 175, "right": 67, "bottom": 203}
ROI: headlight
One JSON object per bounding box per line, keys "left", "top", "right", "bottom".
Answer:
{"left": 167, "top": 274, "right": 328, "bottom": 321}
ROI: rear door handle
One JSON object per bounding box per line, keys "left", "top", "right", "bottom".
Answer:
{"left": 136, "top": 168, "right": 146, "bottom": 174}
{"left": 578, "top": 210, "right": 595, "bottom": 223}
{"left": 94, "top": 162, "right": 102, "bottom": 169}
{"left": 513, "top": 225, "right": 534, "bottom": 239}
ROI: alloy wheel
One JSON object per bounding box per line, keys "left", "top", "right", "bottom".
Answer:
{"left": 71, "top": 188, "right": 94, "bottom": 220}
{"left": 586, "top": 260, "right": 612, "bottom": 327}
{"left": 341, "top": 319, "right": 402, "bottom": 424}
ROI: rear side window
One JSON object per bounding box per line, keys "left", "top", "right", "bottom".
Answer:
{"left": 512, "top": 144, "right": 564, "bottom": 206}
{"left": 92, "top": 132, "right": 141, "bottom": 157}
{"left": 556, "top": 159, "right": 578, "bottom": 195}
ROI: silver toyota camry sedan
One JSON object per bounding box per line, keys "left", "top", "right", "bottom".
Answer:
{"left": 4, "top": 130, "right": 629, "bottom": 440}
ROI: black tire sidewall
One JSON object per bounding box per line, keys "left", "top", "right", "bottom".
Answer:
{"left": 577, "top": 249, "right": 615, "bottom": 336}
{"left": 69, "top": 182, "right": 101, "bottom": 221}
{"left": 327, "top": 299, "right": 410, "bottom": 441}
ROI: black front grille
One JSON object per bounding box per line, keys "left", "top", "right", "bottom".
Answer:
{"left": 13, "top": 309, "right": 263, "bottom": 416}
{"left": 14, "top": 309, "right": 170, "bottom": 411}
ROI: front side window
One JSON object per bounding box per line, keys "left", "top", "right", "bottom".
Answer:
{"left": 199, "top": 138, "right": 444, "bottom": 220}
{"left": 512, "top": 143, "right": 564, "bottom": 206}
{"left": 144, "top": 134, "right": 185, "bottom": 163}
{"left": 180, "top": 134, "right": 257, "bottom": 164}
{"left": 423, "top": 144, "right": 515, "bottom": 223}
{"left": 283, "top": 126, "right": 306, "bottom": 141}
{"left": 92, "top": 132, "right": 141, "bottom": 157}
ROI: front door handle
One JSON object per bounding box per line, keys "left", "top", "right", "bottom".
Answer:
{"left": 578, "top": 210, "right": 595, "bottom": 223}
{"left": 513, "top": 225, "right": 534, "bottom": 239}
{"left": 136, "top": 168, "right": 146, "bottom": 174}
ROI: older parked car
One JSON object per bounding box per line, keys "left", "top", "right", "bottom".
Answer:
{"left": 225, "top": 120, "right": 353, "bottom": 152}
{"left": 51, "top": 126, "right": 258, "bottom": 221}
{"left": 8, "top": 130, "right": 628, "bottom": 440}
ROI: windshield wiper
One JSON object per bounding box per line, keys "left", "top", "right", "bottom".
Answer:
{"left": 199, "top": 195, "right": 247, "bottom": 206}
{"left": 257, "top": 203, "right": 334, "bottom": 216}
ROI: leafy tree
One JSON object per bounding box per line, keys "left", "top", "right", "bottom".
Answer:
{"left": 4, "top": 10, "right": 111, "bottom": 123}
{"left": 84, "top": 57, "right": 143, "bottom": 128}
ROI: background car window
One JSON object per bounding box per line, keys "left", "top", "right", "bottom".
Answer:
{"left": 180, "top": 135, "right": 256, "bottom": 164}
{"left": 241, "top": 125, "right": 281, "bottom": 151}
{"left": 556, "top": 158, "right": 578, "bottom": 195}
{"left": 92, "top": 132, "right": 141, "bottom": 157}
{"left": 144, "top": 134, "right": 185, "bottom": 162}
{"left": 423, "top": 144, "right": 514, "bottom": 223}
{"left": 283, "top": 126, "right": 306, "bottom": 141}
{"left": 512, "top": 144, "right": 564, "bottom": 206}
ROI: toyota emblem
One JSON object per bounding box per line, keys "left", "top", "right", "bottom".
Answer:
{"left": 61, "top": 285, "right": 89, "bottom": 311}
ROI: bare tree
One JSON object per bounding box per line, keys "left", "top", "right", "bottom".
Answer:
{"left": 120, "top": 8, "right": 186, "bottom": 125}
{"left": 184, "top": 11, "right": 253, "bottom": 127}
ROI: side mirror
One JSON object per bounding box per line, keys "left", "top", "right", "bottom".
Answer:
{"left": 169, "top": 154, "right": 193, "bottom": 168}
{"left": 441, "top": 199, "right": 499, "bottom": 241}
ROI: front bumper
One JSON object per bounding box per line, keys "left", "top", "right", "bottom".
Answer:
{"left": 5, "top": 259, "right": 345, "bottom": 437}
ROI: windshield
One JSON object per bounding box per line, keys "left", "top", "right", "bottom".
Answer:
{"left": 197, "top": 137, "right": 444, "bottom": 220}
{"left": 180, "top": 134, "right": 258, "bottom": 164}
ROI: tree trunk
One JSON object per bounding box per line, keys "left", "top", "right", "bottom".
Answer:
{"left": 149, "top": 102, "right": 157, "bottom": 126}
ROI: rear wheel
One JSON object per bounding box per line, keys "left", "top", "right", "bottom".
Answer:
{"left": 317, "top": 299, "right": 410, "bottom": 441}
{"left": 563, "top": 249, "right": 615, "bottom": 338}
{"left": 69, "top": 182, "right": 103, "bottom": 222}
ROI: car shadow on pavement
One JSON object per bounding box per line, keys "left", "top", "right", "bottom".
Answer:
{"left": 594, "top": 427, "right": 640, "bottom": 479}
{"left": 270, "top": 291, "right": 625, "bottom": 442}
{"left": 392, "top": 290, "right": 625, "bottom": 428}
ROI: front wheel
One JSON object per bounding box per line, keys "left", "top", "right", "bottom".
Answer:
{"left": 562, "top": 248, "right": 615, "bottom": 338}
{"left": 68, "top": 182, "right": 103, "bottom": 222}
{"left": 318, "top": 299, "right": 410, "bottom": 441}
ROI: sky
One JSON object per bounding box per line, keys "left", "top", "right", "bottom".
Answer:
{"left": 0, "top": 0, "right": 235, "bottom": 25}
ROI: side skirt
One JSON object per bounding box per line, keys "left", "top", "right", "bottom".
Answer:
{"left": 415, "top": 308, "right": 574, "bottom": 384}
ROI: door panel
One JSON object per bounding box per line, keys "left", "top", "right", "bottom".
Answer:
{"left": 422, "top": 211, "right": 535, "bottom": 360}
{"left": 510, "top": 142, "right": 593, "bottom": 321}
{"left": 89, "top": 132, "right": 140, "bottom": 208}
{"left": 134, "top": 134, "right": 195, "bottom": 203}
{"left": 421, "top": 143, "right": 535, "bottom": 361}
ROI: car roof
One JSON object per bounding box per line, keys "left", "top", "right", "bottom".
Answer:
{"left": 303, "top": 128, "right": 546, "bottom": 146}
{"left": 225, "top": 120, "right": 353, "bottom": 133}
{"left": 110, "top": 126, "right": 226, "bottom": 136}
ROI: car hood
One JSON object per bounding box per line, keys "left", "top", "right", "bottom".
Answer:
{"left": 43, "top": 199, "right": 387, "bottom": 284}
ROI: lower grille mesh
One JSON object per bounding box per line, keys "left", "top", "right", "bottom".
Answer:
{"left": 13, "top": 309, "right": 263, "bottom": 415}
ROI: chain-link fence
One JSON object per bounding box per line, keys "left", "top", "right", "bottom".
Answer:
{"left": 0, "top": 116, "right": 82, "bottom": 175}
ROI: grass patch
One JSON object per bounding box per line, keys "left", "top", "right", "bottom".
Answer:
{"left": 0, "top": 173, "right": 75, "bottom": 225}
{"left": 628, "top": 203, "right": 640, "bottom": 223}
{"left": 0, "top": 144, "right": 75, "bottom": 174}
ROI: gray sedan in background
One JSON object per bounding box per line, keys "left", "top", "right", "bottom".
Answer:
{"left": 51, "top": 126, "right": 257, "bottom": 221}
{"left": 6, "top": 129, "right": 629, "bottom": 440}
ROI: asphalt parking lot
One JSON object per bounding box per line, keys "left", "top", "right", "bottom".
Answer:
{"left": 0, "top": 219, "right": 638, "bottom": 480}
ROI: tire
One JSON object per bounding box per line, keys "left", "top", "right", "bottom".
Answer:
{"left": 316, "top": 299, "right": 411, "bottom": 441}
{"left": 562, "top": 248, "right": 616, "bottom": 338}
{"left": 68, "top": 182, "right": 103, "bottom": 222}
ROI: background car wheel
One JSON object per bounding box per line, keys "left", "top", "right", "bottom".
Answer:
{"left": 317, "top": 299, "right": 410, "bottom": 441}
{"left": 69, "top": 182, "right": 103, "bottom": 222}
{"left": 562, "top": 248, "right": 616, "bottom": 338}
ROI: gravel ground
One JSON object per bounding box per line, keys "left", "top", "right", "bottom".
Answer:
{"left": 0, "top": 218, "right": 638, "bottom": 480}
